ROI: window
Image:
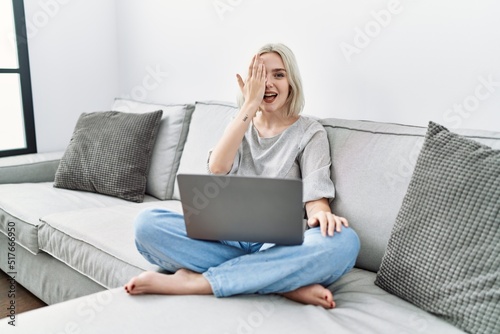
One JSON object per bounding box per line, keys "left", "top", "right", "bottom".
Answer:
{"left": 0, "top": 0, "right": 36, "bottom": 157}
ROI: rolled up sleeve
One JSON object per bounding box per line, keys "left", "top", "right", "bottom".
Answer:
{"left": 299, "top": 128, "right": 335, "bottom": 203}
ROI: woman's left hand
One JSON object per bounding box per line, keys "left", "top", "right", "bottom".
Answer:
{"left": 307, "top": 211, "right": 349, "bottom": 237}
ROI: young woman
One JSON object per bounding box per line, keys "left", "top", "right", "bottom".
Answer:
{"left": 124, "top": 43, "right": 360, "bottom": 309}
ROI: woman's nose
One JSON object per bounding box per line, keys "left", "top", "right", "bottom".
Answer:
{"left": 265, "top": 77, "right": 273, "bottom": 87}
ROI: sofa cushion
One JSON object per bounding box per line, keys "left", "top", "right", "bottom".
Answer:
{"left": 54, "top": 110, "right": 163, "bottom": 202}
{"left": 320, "top": 118, "right": 500, "bottom": 273}
{"left": 112, "top": 98, "right": 194, "bottom": 200}
{"left": 172, "top": 101, "right": 238, "bottom": 199}
{"left": 0, "top": 183, "right": 159, "bottom": 254}
{"left": 1, "top": 268, "right": 466, "bottom": 334}
{"left": 0, "top": 151, "right": 63, "bottom": 184}
{"left": 375, "top": 122, "right": 500, "bottom": 334}
{"left": 38, "top": 201, "right": 183, "bottom": 289}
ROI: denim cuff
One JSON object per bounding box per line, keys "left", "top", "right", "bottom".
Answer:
{"left": 203, "top": 270, "right": 224, "bottom": 297}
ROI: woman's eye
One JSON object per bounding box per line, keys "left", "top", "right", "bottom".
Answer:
{"left": 275, "top": 72, "right": 285, "bottom": 78}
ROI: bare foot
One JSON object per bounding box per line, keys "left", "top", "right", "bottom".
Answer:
{"left": 124, "top": 269, "right": 212, "bottom": 295}
{"left": 282, "top": 284, "right": 336, "bottom": 309}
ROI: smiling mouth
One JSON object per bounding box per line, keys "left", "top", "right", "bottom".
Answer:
{"left": 263, "top": 93, "right": 277, "bottom": 103}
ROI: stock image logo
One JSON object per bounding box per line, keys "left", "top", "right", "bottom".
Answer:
{"left": 183, "top": 175, "right": 231, "bottom": 220}
{"left": 339, "top": 0, "right": 404, "bottom": 63}
{"left": 443, "top": 74, "right": 500, "bottom": 128}
{"left": 5, "top": 221, "right": 17, "bottom": 327}
{"left": 213, "top": 0, "right": 245, "bottom": 20}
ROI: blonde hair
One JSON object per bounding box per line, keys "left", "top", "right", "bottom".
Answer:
{"left": 238, "top": 43, "right": 305, "bottom": 118}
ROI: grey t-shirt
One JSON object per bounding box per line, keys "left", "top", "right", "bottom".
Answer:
{"left": 226, "top": 116, "right": 335, "bottom": 203}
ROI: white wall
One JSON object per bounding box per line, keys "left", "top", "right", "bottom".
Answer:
{"left": 114, "top": 0, "right": 500, "bottom": 132}
{"left": 28, "top": 0, "right": 500, "bottom": 153}
{"left": 25, "top": 0, "right": 118, "bottom": 152}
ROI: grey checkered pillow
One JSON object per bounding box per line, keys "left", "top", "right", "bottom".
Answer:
{"left": 54, "top": 110, "right": 162, "bottom": 202}
{"left": 375, "top": 122, "right": 500, "bottom": 334}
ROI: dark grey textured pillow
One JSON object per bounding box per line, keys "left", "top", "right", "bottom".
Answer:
{"left": 54, "top": 110, "right": 163, "bottom": 202}
{"left": 375, "top": 122, "right": 500, "bottom": 334}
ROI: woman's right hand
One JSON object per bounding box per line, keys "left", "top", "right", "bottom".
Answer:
{"left": 236, "top": 54, "right": 266, "bottom": 113}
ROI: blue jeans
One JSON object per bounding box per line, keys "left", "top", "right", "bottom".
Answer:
{"left": 134, "top": 208, "right": 360, "bottom": 297}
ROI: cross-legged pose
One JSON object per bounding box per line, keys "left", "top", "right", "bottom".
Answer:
{"left": 124, "top": 43, "right": 360, "bottom": 309}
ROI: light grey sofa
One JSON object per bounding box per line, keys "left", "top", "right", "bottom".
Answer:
{"left": 1, "top": 99, "right": 499, "bottom": 333}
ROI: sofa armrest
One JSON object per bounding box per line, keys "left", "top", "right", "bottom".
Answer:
{"left": 0, "top": 151, "right": 64, "bottom": 184}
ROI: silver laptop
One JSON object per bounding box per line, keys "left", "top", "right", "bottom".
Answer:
{"left": 177, "top": 174, "right": 305, "bottom": 245}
